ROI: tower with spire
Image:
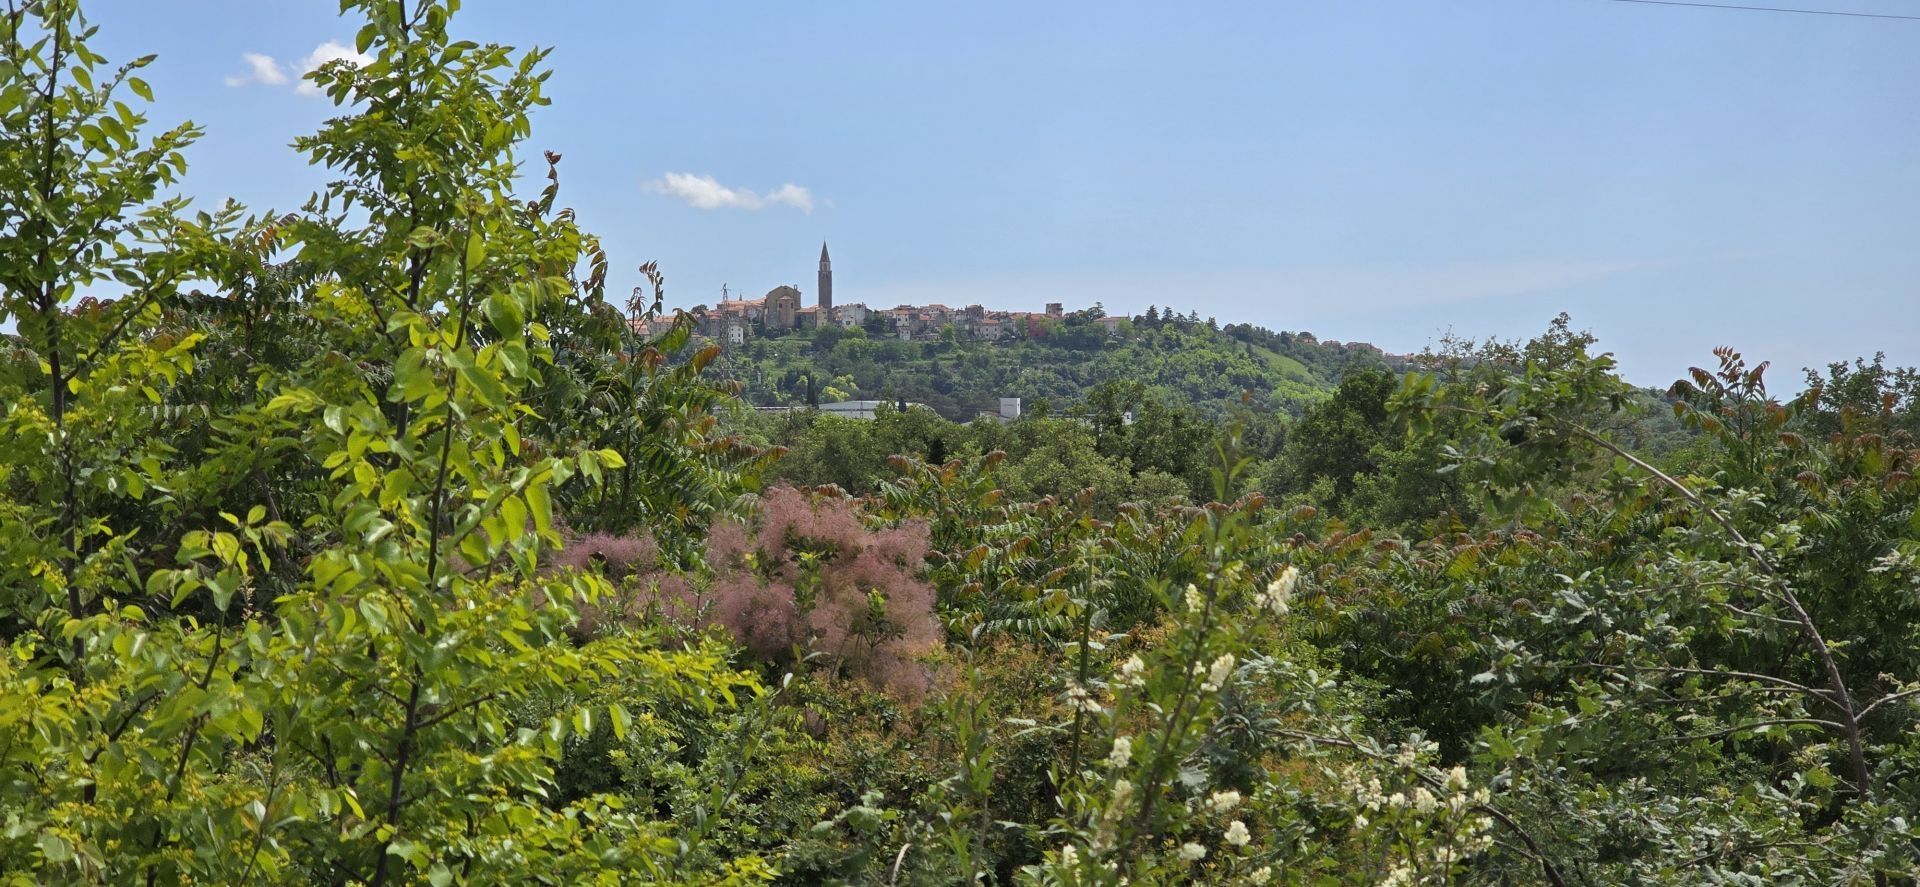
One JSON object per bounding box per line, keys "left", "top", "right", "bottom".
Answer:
{"left": 818, "top": 241, "right": 833, "bottom": 318}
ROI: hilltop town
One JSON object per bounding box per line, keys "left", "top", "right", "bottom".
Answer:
{"left": 633, "top": 242, "right": 1125, "bottom": 345}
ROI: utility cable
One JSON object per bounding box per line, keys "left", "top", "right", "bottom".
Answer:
{"left": 1611, "top": 0, "right": 1920, "bottom": 21}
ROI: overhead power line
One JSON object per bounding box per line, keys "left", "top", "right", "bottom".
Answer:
{"left": 1611, "top": 0, "right": 1920, "bottom": 20}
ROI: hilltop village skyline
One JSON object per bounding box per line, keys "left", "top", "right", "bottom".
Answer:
{"left": 632, "top": 242, "right": 1118, "bottom": 346}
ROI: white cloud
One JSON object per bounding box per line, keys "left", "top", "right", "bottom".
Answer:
{"left": 224, "top": 52, "right": 288, "bottom": 88}
{"left": 645, "top": 172, "right": 815, "bottom": 213}
{"left": 762, "top": 183, "right": 816, "bottom": 213}
{"left": 295, "top": 41, "right": 373, "bottom": 96}
{"left": 225, "top": 41, "right": 370, "bottom": 95}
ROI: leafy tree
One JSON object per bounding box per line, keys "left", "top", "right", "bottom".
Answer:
{"left": 1262, "top": 369, "right": 1395, "bottom": 506}
{"left": 535, "top": 269, "right": 777, "bottom": 561}
{"left": 1079, "top": 380, "right": 1213, "bottom": 499}
{"left": 1798, "top": 352, "right": 1920, "bottom": 438}
{"left": 1388, "top": 339, "right": 1920, "bottom": 880}
{"left": 1, "top": 3, "right": 764, "bottom": 882}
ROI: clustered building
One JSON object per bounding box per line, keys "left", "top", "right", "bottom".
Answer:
{"left": 667, "top": 243, "right": 1078, "bottom": 346}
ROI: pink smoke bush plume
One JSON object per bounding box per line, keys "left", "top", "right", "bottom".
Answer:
{"left": 560, "top": 487, "right": 940, "bottom": 697}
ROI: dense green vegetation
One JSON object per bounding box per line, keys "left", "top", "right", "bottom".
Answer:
{"left": 718, "top": 310, "right": 1399, "bottom": 420}
{"left": 3, "top": 2, "right": 1918, "bottom": 884}
{"left": 746, "top": 319, "right": 1694, "bottom": 532}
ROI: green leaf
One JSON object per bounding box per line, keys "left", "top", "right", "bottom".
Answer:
{"left": 238, "top": 703, "right": 265, "bottom": 742}
{"left": 37, "top": 832, "right": 73, "bottom": 864}
{"left": 465, "top": 231, "right": 486, "bottom": 271}
{"left": 388, "top": 838, "right": 429, "bottom": 869}
{"left": 359, "top": 598, "right": 389, "bottom": 633}
{"left": 128, "top": 76, "right": 153, "bottom": 102}
{"left": 1483, "top": 729, "right": 1518, "bottom": 762}
{"left": 208, "top": 572, "right": 239, "bottom": 611}
{"left": 525, "top": 482, "right": 552, "bottom": 537}
{"left": 484, "top": 292, "right": 524, "bottom": 336}
{"left": 458, "top": 363, "right": 511, "bottom": 409}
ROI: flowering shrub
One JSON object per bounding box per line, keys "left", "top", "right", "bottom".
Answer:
{"left": 572, "top": 487, "right": 942, "bottom": 698}
{"left": 1015, "top": 553, "right": 1512, "bottom": 884}
{"left": 716, "top": 487, "right": 940, "bottom": 696}
{"left": 550, "top": 530, "right": 661, "bottom": 577}
{"left": 991, "top": 437, "right": 1528, "bottom": 886}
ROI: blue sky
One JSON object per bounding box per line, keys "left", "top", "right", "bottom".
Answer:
{"left": 90, "top": 0, "right": 1920, "bottom": 387}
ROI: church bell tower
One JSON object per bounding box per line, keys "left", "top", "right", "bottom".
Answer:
{"left": 818, "top": 241, "right": 833, "bottom": 318}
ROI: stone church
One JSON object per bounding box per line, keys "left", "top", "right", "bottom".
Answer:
{"left": 696, "top": 242, "right": 837, "bottom": 340}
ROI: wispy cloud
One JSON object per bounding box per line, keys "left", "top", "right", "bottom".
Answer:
{"left": 224, "top": 41, "right": 371, "bottom": 95}
{"left": 223, "top": 52, "right": 287, "bottom": 88}
{"left": 295, "top": 40, "right": 372, "bottom": 96}
{"left": 645, "top": 172, "right": 815, "bottom": 213}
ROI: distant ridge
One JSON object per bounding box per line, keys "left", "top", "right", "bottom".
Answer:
{"left": 707, "top": 307, "right": 1411, "bottom": 421}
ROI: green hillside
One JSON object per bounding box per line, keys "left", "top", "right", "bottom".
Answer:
{"left": 712, "top": 309, "right": 1404, "bottom": 420}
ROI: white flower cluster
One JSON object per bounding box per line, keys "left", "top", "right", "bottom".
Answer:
{"left": 1177, "top": 841, "right": 1207, "bottom": 861}
{"left": 1053, "top": 843, "right": 1120, "bottom": 881}
{"left": 1248, "top": 865, "right": 1272, "bottom": 884}
{"left": 1259, "top": 565, "right": 1299, "bottom": 616}
{"left": 1200, "top": 653, "right": 1236, "bottom": 693}
{"left": 1065, "top": 682, "right": 1103, "bottom": 715}
{"left": 1224, "top": 819, "right": 1250, "bottom": 847}
{"left": 1184, "top": 583, "right": 1206, "bottom": 614}
{"left": 1207, "top": 789, "right": 1241, "bottom": 813}
{"left": 1355, "top": 774, "right": 1491, "bottom": 815}
{"left": 1346, "top": 764, "right": 1500, "bottom": 869}
{"left": 1107, "top": 736, "right": 1133, "bottom": 768}
{"left": 1117, "top": 654, "right": 1147, "bottom": 689}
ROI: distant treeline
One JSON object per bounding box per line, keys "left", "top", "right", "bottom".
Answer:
{"left": 709, "top": 306, "right": 1407, "bottom": 421}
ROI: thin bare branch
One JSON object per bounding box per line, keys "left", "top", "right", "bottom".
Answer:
{"left": 1858, "top": 686, "right": 1920, "bottom": 720}
{"left": 1647, "top": 718, "right": 1845, "bottom": 744}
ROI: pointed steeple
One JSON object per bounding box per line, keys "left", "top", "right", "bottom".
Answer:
{"left": 817, "top": 241, "right": 833, "bottom": 315}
